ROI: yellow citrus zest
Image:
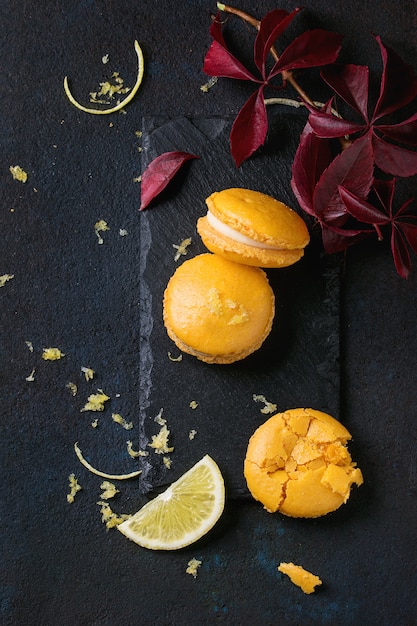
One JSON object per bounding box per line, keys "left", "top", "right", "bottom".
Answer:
{"left": 64, "top": 40, "right": 144, "bottom": 115}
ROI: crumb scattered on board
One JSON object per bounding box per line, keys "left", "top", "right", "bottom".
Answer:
{"left": 278, "top": 562, "right": 322, "bottom": 594}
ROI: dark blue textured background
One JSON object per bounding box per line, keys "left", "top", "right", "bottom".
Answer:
{"left": 1, "top": 1, "right": 416, "bottom": 624}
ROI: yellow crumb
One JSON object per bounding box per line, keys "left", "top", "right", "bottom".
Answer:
{"left": 149, "top": 424, "right": 174, "bottom": 455}
{"left": 189, "top": 430, "right": 197, "bottom": 440}
{"left": 102, "top": 54, "right": 109, "bottom": 64}
{"left": 278, "top": 562, "right": 322, "bottom": 594}
{"left": 253, "top": 394, "right": 277, "bottom": 414}
{"left": 189, "top": 400, "right": 198, "bottom": 409}
{"left": 186, "top": 558, "right": 202, "bottom": 578}
{"left": 25, "top": 341, "right": 34, "bottom": 352}
{"left": 42, "top": 347, "right": 65, "bottom": 361}
{"left": 80, "top": 389, "right": 110, "bottom": 412}
{"left": 66, "top": 382, "right": 78, "bottom": 396}
{"left": 9, "top": 165, "right": 28, "bottom": 182}
{"left": 81, "top": 366, "right": 95, "bottom": 381}
{"left": 112, "top": 413, "right": 134, "bottom": 430}
{"left": 119, "top": 228, "right": 128, "bottom": 237}
{"left": 67, "top": 473, "right": 82, "bottom": 503}
{"left": 0, "top": 274, "right": 14, "bottom": 287}
{"left": 173, "top": 237, "right": 192, "bottom": 261}
{"left": 163, "top": 456, "right": 172, "bottom": 469}
{"left": 168, "top": 352, "right": 183, "bottom": 362}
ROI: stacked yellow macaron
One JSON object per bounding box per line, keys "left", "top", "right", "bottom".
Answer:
{"left": 163, "top": 188, "right": 310, "bottom": 364}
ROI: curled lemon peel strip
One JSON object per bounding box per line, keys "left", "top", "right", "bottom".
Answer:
{"left": 64, "top": 40, "right": 144, "bottom": 115}
{"left": 74, "top": 442, "right": 142, "bottom": 480}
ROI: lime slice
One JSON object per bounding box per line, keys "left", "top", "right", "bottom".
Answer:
{"left": 64, "top": 40, "right": 144, "bottom": 114}
{"left": 118, "top": 455, "right": 225, "bottom": 550}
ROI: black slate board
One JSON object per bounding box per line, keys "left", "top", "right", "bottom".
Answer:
{"left": 139, "top": 114, "right": 341, "bottom": 498}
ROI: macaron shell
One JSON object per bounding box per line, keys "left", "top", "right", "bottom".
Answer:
{"left": 197, "top": 215, "right": 305, "bottom": 268}
{"left": 163, "top": 254, "right": 275, "bottom": 364}
{"left": 206, "top": 188, "right": 310, "bottom": 249}
{"left": 244, "top": 408, "right": 363, "bottom": 517}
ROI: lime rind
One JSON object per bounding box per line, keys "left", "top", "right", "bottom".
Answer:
{"left": 64, "top": 40, "right": 144, "bottom": 115}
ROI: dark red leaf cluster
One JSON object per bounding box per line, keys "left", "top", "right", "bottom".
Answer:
{"left": 291, "top": 36, "right": 417, "bottom": 276}
{"left": 203, "top": 9, "right": 343, "bottom": 166}
{"left": 307, "top": 37, "right": 417, "bottom": 177}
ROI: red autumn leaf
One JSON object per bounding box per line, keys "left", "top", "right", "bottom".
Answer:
{"left": 291, "top": 122, "right": 333, "bottom": 217}
{"left": 339, "top": 177, "right": 417, "bottom": 277}
{"left": 372, "top": 133, "right": 417, "bottom": 177}
{"left": 311, "top": 37, "right": 417, "bottom": 176}
{"left": 377, "top": 111, "right": 417, "bottom": 145}
{"left": 203, "top": 7, "right": 343, "bottom": 166}
{"left": 203, "top": 12, "right": 259, "bottom": 81}
{"left": 230, "top": 86, "right": 268, "bottom": 167}
{"left": 313, "top": 132, "right": 374, "bottom": 222}
{"left": 321, "top": 64, "right": 370, "bottom": 119}
{"left": 307, "top": 105, "right": 365, "bottom": 138}
{"left": 373, "top": 36, "right": 417, "bottom": 120}
{"left": 140, "top": 151, "right": 199, "bottom": 210}
{"left": 269, "top": 30, "right": 343, "bottom": 77}
{"left": 254, "top": 8, "right": 301, "bottom": 77}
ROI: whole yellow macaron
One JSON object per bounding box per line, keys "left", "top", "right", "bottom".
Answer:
{"left": 163, "top": 253, "right": 275, "bottom": 364}
{"left": 244, "top": 408, "right": 363, "bottom": 517}
{"left": 197, "top": 188, "right": 310, "bottom": 268}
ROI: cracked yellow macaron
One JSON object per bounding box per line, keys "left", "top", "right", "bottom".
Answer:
{"left": 244, "top": 408, "right": 363, "bottom": 517}
{"left": 197, "top": 188, "right": 310, "bottom": 268}
{"left": 163, "top": 253, "right": 275, "bottom": 364}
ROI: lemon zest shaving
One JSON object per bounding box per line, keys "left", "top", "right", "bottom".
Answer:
{"left": 127, "top": 440, "right": 148, "bottom": 458}
{"left": 112, "top": 413, "right": 134, "bottom": 430}
{"left": 81, "top": 366, "right": 95, "bottom": 381}
{"left": 25, "top": 369, "right": 35, "bottom": 382}
{"left": 97, "top": 501, "right": 131, "bottom": 529}
{"left": 99, "top": 480, "right": 120, "bottom": 500}
{"left": 0, "top": 274, "right": 14, "bottom": 287}
{"left": 253, "top": 394, "right": 277, "bottom": 414}
{"left": 80, "top": 389, "right": 110, "bottom": 412}
{"left": 67, "top": 473, "right": 82, "bottom": 503}
{"left": 186, "top": 558, "right": 202, "bottom": 578}
{"left": 42, "top": 347, "right": 65, "bottom": 361}
{"left": 9, "top": 165, "right": 27, "bottom": 182}
{"left": 66, "top": 382, "right": 78, "bottom": 396}
{"left": 74, "top": 442, "right": 141, "bottom": 479}
{"left": 64, "top": 40, "right": 144, "bottom": 115}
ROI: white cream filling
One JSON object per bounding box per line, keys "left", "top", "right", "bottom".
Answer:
{"left": 206, "top": 210, "right": 285, "bottom": 250}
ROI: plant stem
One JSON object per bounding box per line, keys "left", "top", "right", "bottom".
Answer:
{"left": 217, "top": 3, "right": 318, "bottom": 108}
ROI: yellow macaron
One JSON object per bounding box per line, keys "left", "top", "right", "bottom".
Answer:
{"left": 197, "top": 188, "right": 310, "bottom": 268}
{"left": 244, "top": 408, "right": 363, "bottom": 517}
{"left": 163, "top": 253, "right": 275, "bottom": 364}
